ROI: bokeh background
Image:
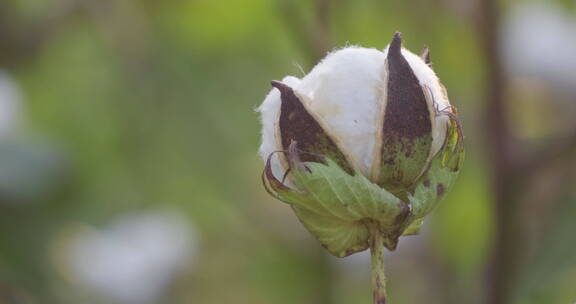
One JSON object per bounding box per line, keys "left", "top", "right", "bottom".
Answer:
{"left": 0, "top": 0, "right": 575, "bottom": 303}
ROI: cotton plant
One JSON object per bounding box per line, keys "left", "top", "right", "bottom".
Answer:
{"left": 258, "top": 32, "right": 464, "bottom": 303}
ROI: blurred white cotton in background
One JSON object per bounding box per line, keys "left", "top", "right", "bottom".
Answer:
{"left": 501, "top": 2, "right": 576, "bottom": 96}
{"left": 0, "top": 70, "right": 68, "bottom": 203}
{"left": 64, "top": 211, "right": 198, "bottom": 304}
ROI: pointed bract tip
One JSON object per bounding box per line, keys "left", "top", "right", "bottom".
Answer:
{"left": 421, "top": 46, "right": 431, "bottom": 66}
{"left": 388, "top": 32, "right": 403, "bottom": 58}
{"left": 271, "top": 80, "right": 291, "bottom": 94}
{"left": 270, "top": 80, "right": 283, "bottom": 89}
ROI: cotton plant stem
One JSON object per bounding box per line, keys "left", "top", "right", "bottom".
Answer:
{"left": 369, "top": 222, "right": 387, "bottom": 304}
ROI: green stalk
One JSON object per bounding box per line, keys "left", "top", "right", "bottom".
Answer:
{"left": 369, "top": 222, "right": 387, "bottom": 304}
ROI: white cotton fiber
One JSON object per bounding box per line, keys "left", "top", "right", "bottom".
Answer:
{"left": 296, "top": 47, "right": 386, "bottom": 177}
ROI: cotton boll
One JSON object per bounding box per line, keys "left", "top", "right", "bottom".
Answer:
{"left": 258, "top": 33, "right": 464, "bottom": 258}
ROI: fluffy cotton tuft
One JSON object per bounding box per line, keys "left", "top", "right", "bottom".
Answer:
{"left": 296, "top": 47, "right": 386, "bottom": 177}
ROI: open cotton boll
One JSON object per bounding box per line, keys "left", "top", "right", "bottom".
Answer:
{"left": 258, "top": 32, "right": 465, "bottom": 263}
{"left": 258, "top": 75, "right": 301, "bottom": 180}
{"left": 295, "top": 47, "right": 386, "bottom": 177}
